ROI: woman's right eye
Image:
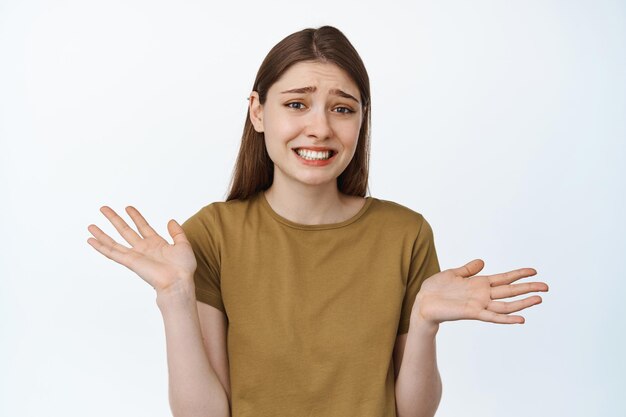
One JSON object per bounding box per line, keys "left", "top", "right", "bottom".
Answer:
{"left": 286, "top": 102, "right": 305, "bottom": 110}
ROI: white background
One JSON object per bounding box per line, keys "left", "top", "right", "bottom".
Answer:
{"left": 1, "top": 0, "right": 624, "bottom": 416}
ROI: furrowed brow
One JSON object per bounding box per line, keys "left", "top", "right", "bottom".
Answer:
{"left": 280, "top": 86, "right": 317, "bottom": 94}
{"left": 329, "top": 89, "right": 360, "bottom": 104}
{"left": 280, "top": 86, "right": 360, "bottom": 104}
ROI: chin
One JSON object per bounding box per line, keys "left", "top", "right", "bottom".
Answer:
{"left": 293, "top": 175, "right": 339, "bottom": 187}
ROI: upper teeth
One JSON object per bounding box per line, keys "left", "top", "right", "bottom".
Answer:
{"left": 295, "top": 149, "right": 332, "bottom": 160}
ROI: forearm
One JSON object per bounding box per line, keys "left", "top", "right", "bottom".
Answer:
{"left": 157, "top": 283, "right": 230, "bottom": 417}
{"left": 395, "top": 314, "right": 442, "bottom": 417}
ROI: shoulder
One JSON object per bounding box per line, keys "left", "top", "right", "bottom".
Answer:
{"left": 369, "top": 197, "right": 431, "bottom": 233}
{"left": 183, "top": 193, "right": 260, "bottom": 229}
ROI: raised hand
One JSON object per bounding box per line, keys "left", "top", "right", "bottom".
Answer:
{"left": 87, "top": 206, "right": 197, "bottom": 295}
{"left": 413, "top": 259, "right": 548, "bottom": 326}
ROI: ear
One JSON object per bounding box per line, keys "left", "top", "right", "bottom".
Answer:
{"left": 249, "top": 91, "right": 264, "bottom": 133}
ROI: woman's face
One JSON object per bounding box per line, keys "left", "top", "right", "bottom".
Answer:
{"left": 249, "top": 61, "right": 363, "bottom": 190}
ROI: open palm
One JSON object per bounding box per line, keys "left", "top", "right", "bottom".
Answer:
{"left": 87, "top": 206, "right": 196, "bottom": 293}
{"left": 414, "top": 259, "right": 549, "bottom": 325}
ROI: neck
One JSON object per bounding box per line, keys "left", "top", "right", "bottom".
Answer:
{"left": 264, "top": 173, "right": 360, "bottom": 225}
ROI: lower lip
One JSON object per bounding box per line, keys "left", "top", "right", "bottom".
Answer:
{"left": 292, "top": 150, "right": 337, "bottom": 166}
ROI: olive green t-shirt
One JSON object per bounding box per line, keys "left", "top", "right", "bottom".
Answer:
{"left": 181, "top": 191, "right": 440, "bottom": 417}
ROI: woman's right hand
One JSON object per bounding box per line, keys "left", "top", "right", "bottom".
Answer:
{"left": 87, "top": 206, "right": 197, "bottom": 297}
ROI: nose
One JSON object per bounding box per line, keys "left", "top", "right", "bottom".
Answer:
{"left": 304, "top": 107, "right": 332, "bottom": 141}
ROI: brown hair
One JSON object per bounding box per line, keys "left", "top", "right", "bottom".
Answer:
{"left": 226, "top": 26, "right": 371, "bottom": 201}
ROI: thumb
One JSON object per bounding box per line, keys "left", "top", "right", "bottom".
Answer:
{"left": 167, "top": 219, "right": 189, "bottom": 245}
{"left": 451, "top": 259, "right": 485, "bottom": 278}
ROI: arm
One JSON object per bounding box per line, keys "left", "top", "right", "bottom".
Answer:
{"left": 157, "top": 283, "right": 231, "bottom": 417}
{"left": 394, "top": 318, "right": 442, "bottom": 417}
{"left": 394, "top": 259, "right": 549, "bottom": 417}
{"left": 87, "top": 206, "right": 230, "bottom": 417}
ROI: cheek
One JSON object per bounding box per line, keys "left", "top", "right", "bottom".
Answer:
{"left": 336, "top": 120, "right": 361, "bottom": 147}
{"left": 262, "top": 122, "right": 302, "bottom": 163}
{"left": 264, "top": 112, "right": 303, "bottom": 144}
{"left": 267, "top": 124, "right": 301, "bottom": 143}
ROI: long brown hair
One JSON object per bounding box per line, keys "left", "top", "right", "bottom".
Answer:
{"left": 226, "top": 26, "right": 371, "bottom": 201}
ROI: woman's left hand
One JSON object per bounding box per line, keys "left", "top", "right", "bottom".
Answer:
{"left": 413, "top": 259, "right": 549, "bottom": 326}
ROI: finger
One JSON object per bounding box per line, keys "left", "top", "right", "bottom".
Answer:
{"left": 488, "top": 268, "right": 537, "bottom": 286}
{"left": 477, "top": 309, "right": 525, "bottom": 324}
{"left": 450, "top": 259, "right": 485, "bottom": 278}
{"left": 87, "top": 225, "right": 133, "bottom": 265}
{"left": 491, "top": 281, "right": 549, "bottom": 300}
{"left": 87, "top": 236, "right": 143, "bottom": 274}
{"left": 125, "top": 206, "right": 159, "bottom": 239}
{"left": 99, "top": 206, "right": 142, "bottom": 246}
{"left": 87, "top": 224, "right": 131, "bottom": 253}
{"left": 167, "top": 219, "right": 189, "bottom": 245}
{"left": 487, "top": 295, "right": 542, "bottom": 314}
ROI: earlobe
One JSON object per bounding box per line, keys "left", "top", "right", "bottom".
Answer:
{"left": 249, "top": 92, "right": 264, "bottom": 133}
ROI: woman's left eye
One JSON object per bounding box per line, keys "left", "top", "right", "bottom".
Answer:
{"left": 334, "top": 106, "right": 354, "bottom": 114}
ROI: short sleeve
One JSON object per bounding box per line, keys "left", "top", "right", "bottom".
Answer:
{"left": 181, "top": 205, "right": 226, "bottom": 314}
{"left": 397, "top": 216, "right": 440, "bottom": 335}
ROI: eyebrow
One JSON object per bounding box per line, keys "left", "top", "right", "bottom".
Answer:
{"left": 280, "top": 86, "right": 360, "bottom": 104}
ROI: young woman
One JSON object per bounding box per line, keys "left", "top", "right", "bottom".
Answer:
{"left": 87, "top": 26, "right": 549, "bottom": 417}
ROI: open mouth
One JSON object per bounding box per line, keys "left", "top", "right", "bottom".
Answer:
{"left": 292, "top": 148, "right": 336, "bottom": 161}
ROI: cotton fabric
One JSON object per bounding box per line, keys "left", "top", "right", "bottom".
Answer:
{"left": 181, "top": 191, "right": 440, "bottom": 416}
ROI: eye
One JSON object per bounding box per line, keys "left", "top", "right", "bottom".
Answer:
{"left": 334, "top": 106, "right": 355, "bottom": 114}
{"left": 286, "top": 102, "right": 305, "bottom": 110}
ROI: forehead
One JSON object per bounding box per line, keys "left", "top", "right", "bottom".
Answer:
{"left": 269, "top": 61, "right": 360, "bottom": 99}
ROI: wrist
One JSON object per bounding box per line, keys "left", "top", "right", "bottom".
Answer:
{"left": 409, "top": 312, "right": 440, "bottom": 336}
{"left": 155, "top": 278, "right": 196, "bottom": 310}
